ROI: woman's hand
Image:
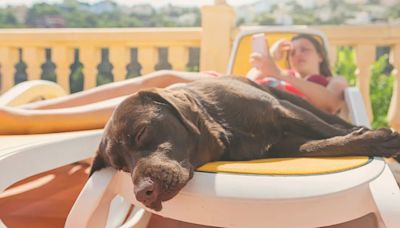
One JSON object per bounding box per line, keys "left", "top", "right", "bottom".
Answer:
{"left": 248, "top": 39, "right": 282, "bottom": 81}
{"left": 270, "top": 39, "right": 292, "bottom": 61}
{"left": 245, "top": 67, "right": 264, "bottom": 81}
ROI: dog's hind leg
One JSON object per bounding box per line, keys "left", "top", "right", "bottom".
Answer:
{"left": 276, "top": 100, "right": 351, "bottom": 139}
{"left": 263, "top": 85, "right": 355, "bottom": 130}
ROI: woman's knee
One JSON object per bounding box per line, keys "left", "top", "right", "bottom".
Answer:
{"left": 140, "top": 70, "right": 194, "bottom": 88}
{"left": 151, "top": 70, "right": 179, "bottom": 77}
{"left": 328, "top": 76, "right": 348, "bottom": 96}
{"left": 329, "top": 76, "right": 348, "bottom": 89}
{"left": 151, "top": 70, "right": 206, "bottom": 82}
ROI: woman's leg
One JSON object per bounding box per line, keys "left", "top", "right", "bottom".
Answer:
{"left": 0, "top": 70, "right": 214, "bottom": 134}
{"left": 19, "top": 70, "right": 212, "bottom": 110}
{"left": 0, "top": 96, "right": 126, "bottom": 135}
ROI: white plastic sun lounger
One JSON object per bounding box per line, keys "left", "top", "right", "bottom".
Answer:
{"left": 63, "top": 84, "right": 400, "bottom": 228}
{"left": 65, "top": 27, "right": 400, "bottom": 228}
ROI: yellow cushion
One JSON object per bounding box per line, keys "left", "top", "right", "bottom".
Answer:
{"left": 197, "top": 156, "right": 371, "bottom": 175}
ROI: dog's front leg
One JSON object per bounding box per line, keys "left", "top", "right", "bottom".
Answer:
{"left": 296, "top": 128, "right": 400, "bottom": 157}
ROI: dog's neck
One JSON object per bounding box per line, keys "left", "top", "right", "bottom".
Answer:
{"left": 173, "top": 89, "right": 228, "bottom": 167}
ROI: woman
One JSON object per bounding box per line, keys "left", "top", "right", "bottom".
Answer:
{"left": 0, "top": 34, "right": 347, "bottom": 135}
{"left": 248, "top": 34, "right": 348, "bottom": 114}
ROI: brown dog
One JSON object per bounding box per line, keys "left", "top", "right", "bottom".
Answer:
{"left": 90, "top": 76, "right": 400, "bottom": 211}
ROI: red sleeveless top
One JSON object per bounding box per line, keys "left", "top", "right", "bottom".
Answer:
{"left": 256, "top": 74, "right": 329, "bottom": 98}
{"left": 202, "top": 70, "right": 330, "bottom": 98}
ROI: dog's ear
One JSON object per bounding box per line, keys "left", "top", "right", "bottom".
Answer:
{"left": 89, "top": 153, "right": 106, "bottom": 177}
{"left": 138, "top": 89, "right": 200, "bottom": 136}
{"left": 89, "top": 138, "right": 109, "bottom": 177}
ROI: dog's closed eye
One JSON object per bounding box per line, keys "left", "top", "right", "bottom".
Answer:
{"left": 136, "top": 126, "right": 147, "bottom": 145}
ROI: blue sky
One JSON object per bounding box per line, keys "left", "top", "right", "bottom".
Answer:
{"left": 0, "top": 0, "right": 259, "bottom": 7}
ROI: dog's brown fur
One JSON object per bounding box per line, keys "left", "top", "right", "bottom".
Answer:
{"left": 90, "top": 76, "right": 400, "bottom": 211}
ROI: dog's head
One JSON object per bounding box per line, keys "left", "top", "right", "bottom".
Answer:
{"left": 89, "top": 88, "right": 203, "bottom": 211}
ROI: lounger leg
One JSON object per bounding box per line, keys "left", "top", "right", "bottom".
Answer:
{"left": 120, "top": 206, "right": 152, "bottom": 228}
{"left": 369, "top": 164, "right": 400, "bottom": 228}
{"left": 66, "top": 168, "right": 151, "bottom": 228}
{"left": 107, "top": 195, "right": 136, "bottom": 227}
{"left": 66, "top": 168, "right": 118, "bottom": 228}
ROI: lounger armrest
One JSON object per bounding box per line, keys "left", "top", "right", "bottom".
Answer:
{"left": 0, "top": 130, "right": 103, "bottom": 227}
{"left": 344, "top": 87, "right": 371, "bottom": 128}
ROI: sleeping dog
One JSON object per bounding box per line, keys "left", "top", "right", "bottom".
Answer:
{"left": 89, "top": 76, "right": 400, "bottom": 211}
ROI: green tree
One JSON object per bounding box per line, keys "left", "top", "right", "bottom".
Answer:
{"left": 334, "top": 47, "right": 357, "bottom": 86}
{"left": 0, "top": 8, "right": 22, "bottom": 28}
{"left": 335, "top": 48, "right": 394, "bottom": 129}
{"left": 26, "top": 3, "right": 61, "bottom": 26}
{"left": 369, "top": 54, "right": 394, "bottom": 128}
{"left": 254, "top": 13, "right": 275, "bottom": 25}
{"left": 386, "top": 4, "right": 400, "bottom": 21}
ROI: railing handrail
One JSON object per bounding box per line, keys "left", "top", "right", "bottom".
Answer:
{"left": 0, "top": 27, "right": 202, "bottom": 45}
{"left": 317, "top": 25, "right": 400, "bottom": 44}
{"left": 238, "top": 24, "right": 400, "bottom": 43}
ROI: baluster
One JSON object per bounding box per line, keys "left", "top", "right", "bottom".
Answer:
{"left": 109, "top": 46, "right": 129, "bottom": 81}
{"left": 354, "top": 44, "right": 375, "bottom": 122}
{"left": 126, "top": 48, "right": 141, "bottom": 78}
{"left": 388, "top": 45, "right": 400, "bottom": 131}
{"left": 169, "top": 46, "right": 188, "bottom": 71}
{"left": 138, "top": 47, "right": 157, "bottom": 75}
{"left": 80, "top": 47, "right": 100, "bottom": 89}
{"left": 187, "top": 48, "right": 200, "bottom": 72}
{"left": 0, "top": 47, "right": 18, "bottom": 93}
{"left": 52, "top": 47, "right": 74, "bottom": 93}
{"left": 23, "top": 47, "right": 45, "bottom": 81}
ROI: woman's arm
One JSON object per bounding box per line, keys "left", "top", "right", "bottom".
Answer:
{"left": 275, "top": 74, "right": 348, "bottom": 114}
{"left": 249, "top": 52, "right": 347, "bottom": 113}
{"left": 247, "top": 37, "right": 348, "bottom": 113}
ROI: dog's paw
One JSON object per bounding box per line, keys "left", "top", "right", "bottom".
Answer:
{"left": 367, "top": 128, "right": 400, "bottom": 157}
{"left": 349, "top": 126, "right": 370, "bottom": 136}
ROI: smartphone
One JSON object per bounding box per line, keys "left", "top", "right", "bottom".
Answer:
{"left": 252, "top": 33, "right": 267, "bottom": 54}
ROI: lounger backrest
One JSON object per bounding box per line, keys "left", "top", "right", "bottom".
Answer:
{"left": 226, "top": 26, "right": 370, "bottom": 127}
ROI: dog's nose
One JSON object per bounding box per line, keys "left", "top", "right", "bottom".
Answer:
{"left": 134, "top": 179, "right": 159, "bottom": 206}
